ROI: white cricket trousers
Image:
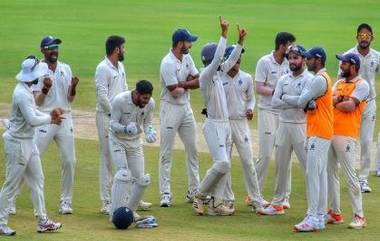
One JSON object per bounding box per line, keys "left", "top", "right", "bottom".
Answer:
{"left": 34, "top": 113, "right": 76, "bottom": 203}
{"left": 159, "top": 101, "right": 200, "bottom": 196}
{"left": 0, "top": 133, "right": 47, "bottom": 225}
{"left": 96, "top": 111, "right": 112, "bottom": 203}
{"left": 255, "top": 109, "right": 291, "bottom": 198}
{"left": 199, "top": 119, "right": 231, "bottom": 199}
{"left": 328, "top": 135, "right": 364, "bottom": 217}
{"left": 359, "top": 100, "right": 376, "bottom": 179}
{"left": 305, "top": 137, "right": 330, "bottom": 217}
{"left": 224, "top": 119, "right": 262, "bottom": 203}
{"left": 271, "top": 122, "right": 306, "bottom": 205}
{"left": 109, "top": 135, "right": 144, "bottom": 178}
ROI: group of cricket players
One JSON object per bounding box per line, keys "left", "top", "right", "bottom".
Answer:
{"left": 0, "top": 16, "right": 379, "bottom": 236}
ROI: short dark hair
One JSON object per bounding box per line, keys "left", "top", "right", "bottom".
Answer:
{"left": 275, "top": 32, "right": 296, "bottom": 50}
{"left": 105, "top": 35, "right": 125, "bottom": 56}
{"left": 136, "top": 80, "right": 153, "bottom": 95}
{"left": 357, "top": 23, "right": 373, "bottom": 34}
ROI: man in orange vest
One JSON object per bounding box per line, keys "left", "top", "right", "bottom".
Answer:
{"left": 281, "top": 47, "right": 333, "bottom": 231}
{"left": 328, "top": 53, "right": 368, "bottom": 229}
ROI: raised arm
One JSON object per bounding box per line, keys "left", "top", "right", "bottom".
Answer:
{"left": 221, "top": 25, "right": 246, "bottom": 73}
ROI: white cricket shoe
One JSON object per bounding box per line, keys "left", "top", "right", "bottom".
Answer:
{"left": 137, "top": 200, "right": 152, "bottom": 211}
{"left": 348, "top": 214, "right": 367, "bottom": 229}
{"left": 208, "top": 200, "right": 234, "bottom": 216}
{"left": 100, "top": 200, "right": 111, "bottom": 215}
{"left": 224, "top": 200, "right": 235, "bottom": 214}
{"left": 376, "top": 169, "right": 380, "bottom": 177}
{"left": 37, "top": 218, "right": 62, "bottom": 233}
{"left": 160, "top": 193, "right": 171, "bottom": 207}
{"left": 59, "top": 201, "right": 73, "bottom": 214}
{"left": 258, "top": 204, "right": 285, "bottom": 215}
{"left": 360, "top": 179, "right": 372, "bottom": 193}
{"left": 0, "top": 225, "right": 16, "bottom": 236}
{"left": 185, "top": 190, "right": 197, "bottom": 203}
{"left": 293, "top": 215, "right": 321, "bottom": 232}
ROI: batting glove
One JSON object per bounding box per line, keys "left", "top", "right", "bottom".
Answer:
{"left": 124, "top": 122, "right": 138, "bottom": 135}
{"left": 145, "top": 126, "right": 157, "bottom": 143}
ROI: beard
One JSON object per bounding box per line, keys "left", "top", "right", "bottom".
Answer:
{"left": 341, "top": 70, "right": 350, "bottom": 78}
{"left": 181, "top": 47, "right": 189, "bottom": 54}
{"left": 118, "top": 53, "right": 124, "bottom": 62}
{"left": 47, "top": 52, "right": 58, "bottom": 63}
{"left": 358, "top": 41, "right": 370, "bottom": 49}
{"left": 289, "top": 63, "right": 302, "bottom": 72}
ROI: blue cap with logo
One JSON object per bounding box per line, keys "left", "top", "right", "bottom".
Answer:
{"left": 40, "top": 36, "right": 62, "bottom": 49}
{"left": 336, "top": 53, "right": 360, "bottom": 70}
{"left": 224, "top": 45, "right": 245, "bottom": 60}
{"left": 305, "top": 46, "right": 326, "bottom": 64}
{"left": 172, "top": 28, "right": 198, "bottom": 44}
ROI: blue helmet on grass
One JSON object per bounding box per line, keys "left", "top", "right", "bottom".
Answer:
{"left": 112, "top": 207, "right": 134, "bottom": 229}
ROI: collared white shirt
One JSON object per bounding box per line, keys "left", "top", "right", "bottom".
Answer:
{"left": 6, "top": 82, "right": 51, "bottom": 139}
{"left": 109, "top": 91, "right": 155, "bottom": 142}
{"left": 272, "top": 69, "right": 314, "bottom": 123}
{"left": 255, "top": 51, "right": 290, "bottom": 111}
{"left": 222, "top": 69, "right": 255, "bottom": 120}
{"left": 95, "top": 57, "right": 128, "bottom": 113}
{"left": 160, "top": 50, "right": 198, "bottom": 105}
{"left": 32, "top": 61, "right": 73, "bottom": 113}
{"left": 342, "top": 46, "right": 380, "bottom": 100}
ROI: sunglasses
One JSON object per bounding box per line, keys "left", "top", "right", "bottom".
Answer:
{"left": 43, "top": 44, "right": 59, "bottom": 50}
{"left": 357, "top": 32, "right": 373, "bottom": 39}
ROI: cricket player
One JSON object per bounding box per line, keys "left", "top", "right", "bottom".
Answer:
{"left": 221, "top": 45, "right": 266, "bottom": 213}
{"left": 8, "top": 36, "right": 79, "bottom": 215}
{"left": 159, "top": 27, "right": 201, "bottom": 207}
{"left": 327, "top": 53, "right": 368, "bottom": 229}
{"left": 252, "top": 32, "right": 295, "bottom": 207}
{"left": 192, "top": 16, "right": 246, "bottom": 216}
{"left": 281, "top": 47, "right": 333, "bottom": 232}
{"left": 95, "top": 35, "right": 129, "bottom": 214}
{"left": 259, "top": 45, "right": 312, "bottom": 215}
{"left": 0, "top": 56, "right": 62, "bottom": 236}
{"left": 109, "top": 80, "right": 156, "bottom": 219}
{"left": 340, "top": 23, "right": 380, "bottom": 192}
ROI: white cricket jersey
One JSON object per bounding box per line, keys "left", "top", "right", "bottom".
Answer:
{"left": 109, "top": 91, "right": 155, "bottom": 142}
{"left": 95, "top": 57, "right": 128, "bottom": 113}
{"left": 6, "top": 82, "right": 51, "bottom": 139}
{"left": 200, "top": 37, "right": 243, "bottom": 121}
{"left": 272, "top": 69, "right": 313, "bottom": 124}
{"left": 255, "top": 51, "right": 290, "bottom": 111}
{"left": 342, "top": 46, "right": 380, "bottom": 100}
{"left": 222, "top": 69, "right": 255, "bottom": 119}
{"left": 160, "top": 49, "right": 198, "bottom": 105}
{"left": 32, "top": 61, "right": 73, "bottom": 113}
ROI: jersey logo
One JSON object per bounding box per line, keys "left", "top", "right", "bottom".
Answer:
{"left": 238, "top": 79, "right": 243, "bottom": 85}
{"left": 310, "top": 143, "right": 315, "bottom": 151}
{"left": 271, "top": 71, "right": 277, "bottom": 74}
{"left": 345, "top": 144, "right": 351, "bottom": 153}
{"left": 223, "top": 82, "right": 228, "bottom": 86}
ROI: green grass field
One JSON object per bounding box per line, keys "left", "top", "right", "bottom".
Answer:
{"left": 0, "top": 138, "right": 379, "bottom": 241}
{"left": 1, "top": 0, "right": 380, "bottom": 240}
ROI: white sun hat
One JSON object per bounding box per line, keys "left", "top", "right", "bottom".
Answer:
{"left": 16, "top": 57, "right": 48, "bottom": 82}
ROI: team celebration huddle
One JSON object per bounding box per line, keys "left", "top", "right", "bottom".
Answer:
{"left": 1, "top": 15, "right": 380, "bottom": 236}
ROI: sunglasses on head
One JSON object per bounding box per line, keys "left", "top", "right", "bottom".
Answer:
{"left": 26, "top": 55, "right": 40, "bottom": 71}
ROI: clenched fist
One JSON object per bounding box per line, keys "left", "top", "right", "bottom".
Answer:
{"left": 50, "top": 108, "right": 64, "bottom": 125}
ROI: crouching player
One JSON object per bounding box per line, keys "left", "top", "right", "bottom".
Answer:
{"left": 109, "top": 80, "right": 157, "bottom": 221}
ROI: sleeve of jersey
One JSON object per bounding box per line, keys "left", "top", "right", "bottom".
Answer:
{"left": 254, "top": 58, "right": 267, "bottom": 83}
{"left": 109, "top": 96, "right": 126, "bottom": 133}
{"left": 246, "top": 74, "right": 255, "bottom": 111}
{"left": 351, "top": 80, "right": 370, "bottom": 101}
{"left": 189, "top": 56, "right": 199, "bottom": 76}
{"left": 220, "top": 43, "right": 242, "bottom": 73}
{"left": 17, "top": 95, "right": 51, "bottom": 126}
{"left": 271, "top": 77, "right": 292, "bottom": 109}
{"left": 161, "top": 62, "right": 178, "bottom": 86}
{"left": 95, "top": 66, "right": 112, "bottom": 113}
{"left": 200, "top": 36, "right": 227, "bottom": 85}
{"left": 297, "top": 75, "right": 327, "bottom": 108}
{"left": 143, "top": 99, "right": 155, "bottom": 132}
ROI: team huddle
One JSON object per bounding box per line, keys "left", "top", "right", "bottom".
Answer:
{"left": 0, "top": 16, "right": 379, "bottom": 235}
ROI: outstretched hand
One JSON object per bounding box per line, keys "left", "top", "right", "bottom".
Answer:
{"left": 219, "top": 16, "right": 229, "bottom": 38}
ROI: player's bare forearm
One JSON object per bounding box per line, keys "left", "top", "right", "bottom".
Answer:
{"left": 256, "top": 82, "right": 273, "bottom": 96}
{"left": 179, "top": 75, "right": 200, "bottom": 89}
